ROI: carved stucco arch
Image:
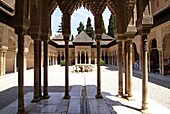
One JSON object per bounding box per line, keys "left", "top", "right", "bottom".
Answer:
{"left": 162, "top": 33, "right": 170, "bottom": 51}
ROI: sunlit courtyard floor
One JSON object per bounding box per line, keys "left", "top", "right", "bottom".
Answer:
{"left": 0, "top": 65, "right": 170, "bottom": 114}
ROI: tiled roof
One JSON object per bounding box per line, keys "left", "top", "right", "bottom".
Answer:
{"left": 102, "top": 33, "right": 114, "bottom": 40}
{"left": 72, "top": 31, "right": 93, "bottom": 43}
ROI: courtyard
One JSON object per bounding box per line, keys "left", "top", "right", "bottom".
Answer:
{"left": 0, "top": 65, "right": 170, "bottom": 114}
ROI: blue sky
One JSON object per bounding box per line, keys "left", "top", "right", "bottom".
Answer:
{"left": 51, "top": 7, "right": 111, "bottom": 37}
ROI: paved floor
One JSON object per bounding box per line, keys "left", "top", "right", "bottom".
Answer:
{"left": 0, "top": 65, "right": 170, "bottom": 114}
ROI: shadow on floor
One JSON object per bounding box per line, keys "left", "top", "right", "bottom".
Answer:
{"left": 0, "top": 86, "right": 71, "bottom": 110}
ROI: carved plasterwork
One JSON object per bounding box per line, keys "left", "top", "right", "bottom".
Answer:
{"left": 142, "top": 5, "right": 153, "bottom": 25}
{"left": 149, "top": 30, "right": 156, "bottom": 39}
{"left": 161, "top": 25, "right": 170, "bottom": 38}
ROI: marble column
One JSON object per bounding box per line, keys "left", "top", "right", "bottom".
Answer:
{"left": 128, "top": 40, "right": 133, "bottom": 99}
{"left": 43, "top": 40, "right": 50, "bottom": 99}
{"left": 13, "top": 50, "right": 17, "bottom": 73}
{"left": 32, "top": 39, "right": 41, "bottom": 102}
{"left": 0, "top": 46, "right": 7, "bottom": 75}
{"left": 24, "top": 51, "right": 28, "bottom": 71}
{"left": 96, "top": 38, "right": 102, "bottom": 98}
{"left": 89, "top": 56, "right": 91, "bottom": 64}
{"left": 63, "top": 37, "right": 70, "bottom": 99}
{"left": 148, "top": 52, "right": 151, "bottom": 72}
{"left": 62, "top": 13, "right": 71, "bottom": 99}
{"left": 39, "top": 41, "right": 42, "bottom": 98}
{"left": 95, "top": 57, "right": 97, "bottom": 64}
{"left": 158, "top": 49, "right": 163, "bottom": 75}
{"left": 118, "top": 41, "right": 123, "bottom": 97}
{"left": 85, "top": 53, "right": 86, "bottom": 64}
{"left": 124, "top": 41, "right": 129, "bottom": 95}
{"left": 17, "top": 34, "right": 25, "bottom": 113}
{"left": 141, "top": 35, "right": 149, "bottom": 111}
{"left": 94, "top": 13, "right": 103, "bottom": 98}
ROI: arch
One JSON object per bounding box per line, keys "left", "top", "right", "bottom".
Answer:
{"left": 81, "top": 51, "right": 85, "bottom": 64}
{"left": 6, "top": 38, "right": 16, "bottom": 73}
{"left": 151, "top": 38, "right": 157, "bottom": 48}
{"left": 163, "top": 34, "right": 170, "bottom": 75}
{"left": 24, "top": 35, "right": 33, "bottom": 49}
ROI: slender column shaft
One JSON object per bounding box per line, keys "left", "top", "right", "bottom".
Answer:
{"left": 17, "top": 34, "right": 25, "bottom": 113}
{"left": 13, "top": 51, "right": 17, "bottom": 73}
{"left": 148, "top": 54, "right": 151, "bottom": 72}
{"left": 64, "top": 39, "right": 70, "bottom": 99}
{"left": 118, "top": 41, "right": 123, "bottom": 97}
{"left": 43, "top": 40, "right": 50, "bottom": 99}
{"left": 75, "top": 56, "right": 77, "bottom": 65}
{"left": 141, "top": 35, "right": 148, "bottom": 110}
{"left": 124, "top": 41, "right": 129, "bottom": 95}
{"left": 32, "top": 39, "right": 41, "bottom": 102}
{"left": 128, "top": 40, "right": 133, "bottom": 97}
{"left": 96, "top": 40, "right": 102, "bottom": 98}
{"left": 159, "top": 50, "right": 163, "bottom": 75}
{"left": 39, "top": 41, "right": 42, "bottom": 98}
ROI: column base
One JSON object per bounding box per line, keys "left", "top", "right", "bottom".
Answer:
{"left": 141, "top": 108, "right": 151, "bottom": 114}
{"left": 63, "top": 95, "right": 71, "bottom": 99}
{"left": 17, "top": 109, "right": 25, "bottom": 114}
{"left": 31, "top": 97, "right": 41, "bottom": 103}
{"left": 117, "top": 92, "right": 123, "bottom": 98}
{"left": 95, "top": 94, "right": 103, "bottom": 99}
{"left": 127, "top": 96, "right": 135, "bottom": 101}
{"left": 42, "top": 95, "right": 50, "bottom": 99}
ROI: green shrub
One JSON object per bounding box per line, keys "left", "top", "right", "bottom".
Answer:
{"left": 100, "top": 60, "right": 105, "bottom": 66}
{"left": 60, "top": 60, "right": 65, "bottom": 66}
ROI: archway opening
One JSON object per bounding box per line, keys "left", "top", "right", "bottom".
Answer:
{"left": 78, "top": 51, "right": 80, "bottom": 64}
{"left": 163, "top": 34, "right": 170, "bottom": 75}
{"left": 150, "top": 38, "right": 159, "bottom": 73}
{"left": 150, "top": 49, "right": 159, "bottom": 72}
{"left": 81, "top": 51, "right": 85, "bottom": 64}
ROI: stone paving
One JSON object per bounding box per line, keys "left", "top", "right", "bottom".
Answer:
{"left": 0, "top": 65, "right": 170, "bottom": 114}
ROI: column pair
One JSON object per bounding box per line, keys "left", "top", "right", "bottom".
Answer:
{"left": 31, "top": 38, "right": 42, "bottom": 102}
